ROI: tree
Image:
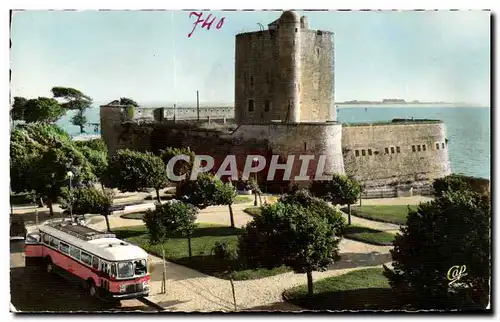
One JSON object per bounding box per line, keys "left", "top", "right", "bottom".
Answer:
{"left": 310, "top": 174, "right": 361, "bottom": 225}
{"left": 75, "top": 138, "right": 108, "bottom": 153}
{"left": 76, "top": 143, "right": 108, "bottom": 189}
{"left": 238, "top": 202, "right": 344, "bottom": 297}
{"left": 59, "top": 186, "right": 114, "bottom": 232}
{"left": 12, "top": 97, "right": 66, "bottom": 123}
{"left": 10, "top": 96, "right": 28, "bottom": 121}
{"left": 33, "top": 141, "right": 95, "bottom": 216}
{"left": 119, "top": 97, "right": 139, "bottom": 107}
{"left": 280, "top": 188, "right": 347, "bottom": 234}
{"left": 433, "top": 174, "right": 469, "bottom": 196}
{"left": 215, "top": 180, "right": 238, "bottom": 228}
{"left": 383, "top": 190, "right": 491, "bottom": 309}
{"left": 52, "top": 86, "right": 93, "bottom": 133}
{"left": 10, "top": 123, "right": 95, "bottom": 215}
{"left": 143, "top": 201, "right": 198, "bottom": 258}
{"left": 176, "top": 172, "right": 219, "bottom": 209}
{"left": 160, "top": 147, "right": 195, "bottom": 181}
{"left": 107, "top": 149, "right": 168, "bottom": 202}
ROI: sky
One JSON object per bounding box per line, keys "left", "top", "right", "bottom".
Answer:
{"left": 10, "top": 10, "right": 491, "bottom": 106}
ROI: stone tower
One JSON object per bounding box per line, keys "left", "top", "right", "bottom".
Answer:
{"left": 234, "top": 11, "right": 335, "bottom": 124}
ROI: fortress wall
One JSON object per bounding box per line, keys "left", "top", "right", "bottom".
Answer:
{"left": 300, "top": 30, "right": 334, "bottom": 121}
{"left": 342, "top": 121, "right": 452, "bottom": 187}
{"left": 233, "top": 123, "right": 345, "bottom": 184}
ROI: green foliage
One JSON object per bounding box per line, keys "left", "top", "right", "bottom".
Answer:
{"left": 176, "top": 173, "right": 220, "bottom": 209}
{"left": 212, "top": 241, "right": 236, "bottom": 261}
{"left": 384, "top": 190, "right": 491, "bottom": 309}
{"left": 143, "top": 209, "right": 167, "bottom": 244}
{"left": 160, "top": 147, "right": 195, "bottom": 179}
{"left": 280, "top": 188, "right": 347, "bottom": 234}
{"left": 433, "top": 174, "right": 480, "bottom": 196}
{"left": 52, "top": 86, "right": 91, "bottom": 102}
{"left": 59, "top": 186, "right": 113, "bottom": 216}
{"left": 52, "top": 86, "right": 92, "bottom": 132}
{"left": 238, "top": 202, "right": 344, "bottom": 274}
{"left": 16, "top": 97, "right": 66, "bottom": 123}
{"left": 217, "top": 181, "right": 237, "bottom": 206}
{"left": 75, "top": 138, "right": 108, "bottom": 153}
{"left": 126, "top": 106, "right": 135, "bottom": 119}
{"left": 143, "top": 201, "right": 198, "bottom": 244}
{"left": 10, "top": 96, "right": 28, "bottom": 120}
{"left": 78, "top": 146, "right": 108, "bottom": 180}
{"left": 107, "top": 149, "right": 168, "bottom": 193}
{"left": 120, "top": 97, "right": 139, "bottom": 107}
{"left": 71, "top": 110, "right": 88, "bottom": 133}
{"left": 10, "top": 123, "right": 94, "bottom": 203}
{"left": 310, "top": 174, "right": 361, "bottom": 205}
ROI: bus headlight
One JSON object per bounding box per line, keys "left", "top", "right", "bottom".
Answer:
{"left": 142, "top": 281, "right": 149, "bottom": 290}
{"left": 120, "top": 284, "right": 126, "bottom": 293}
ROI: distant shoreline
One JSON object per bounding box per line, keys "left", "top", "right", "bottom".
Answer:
{"left": 336, "top": 103, "right": 488, "bottom": 108}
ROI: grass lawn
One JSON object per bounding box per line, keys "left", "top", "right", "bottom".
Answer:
{"left": 234, "top": 195, "right": 253, "bottom": 204}
{"left": 243, "top": 206, "right": 262, "bottom": 217}
{"left": 114, "top": 224, "right": 290, "bottom": 280}
{"left": 120, "top": 212, "right": 145, "bottom": 220}
{"left": 283, "top": 268, "right": 401, "bottom": 311}
{"left": 350, "top": 205, "right": 418, "bottom": 225}
{"left": 343, "top": 225, "right": 396, "bottom": 246}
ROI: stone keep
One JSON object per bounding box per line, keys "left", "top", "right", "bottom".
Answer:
{"left": 235, "top": 10, "right": 335, "bottom": 124}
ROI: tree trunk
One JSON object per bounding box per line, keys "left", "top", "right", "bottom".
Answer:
{"left": 347, "top": 204, "right": 352, "bottom": 225}
{"left": 228, "top": 204, "right": 235, "bottom": 228}
{"left": 156, "top": 188, "right": 161, "bottom": 203}
{"left": 104, "top": 214, "right": 111, "bottom": 232}
{"left": 38, "top": 197, "right": 45, "bottom": 208}
{"left": 187, "top": 236, "right": 192, "bottom": 259}
{"left": 47, "top": 199, "right": 54, "bottom": 217}
{"left": 253, "top": 192, "right": 257, "bottom": 206}
{"left": 307, "top": 270, "right": 314, "bottom": 297}
{"left": 80, "top": 124, "right": 85, "bottom": 134}
{"left": 229, "top": 275, "right": 237, "bottom": 311}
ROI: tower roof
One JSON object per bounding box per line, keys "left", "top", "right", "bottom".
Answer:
{"left": 280, "top": 10, "right": 301, "bottom": 24}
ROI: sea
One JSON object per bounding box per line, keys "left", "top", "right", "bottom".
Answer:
{"left": 58, "top": 105, "right": 491, "bottom": 180}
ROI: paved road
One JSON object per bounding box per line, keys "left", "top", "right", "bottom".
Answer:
{"left": 10, "top": 240, "right": 154, "bottom": 313}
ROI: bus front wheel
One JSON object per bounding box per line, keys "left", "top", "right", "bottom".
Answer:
{"left": 88, "top": 281, "right": 98, "bottom": 298}
{"left": 45, "top": 258, "right": 54, "bottom": 274}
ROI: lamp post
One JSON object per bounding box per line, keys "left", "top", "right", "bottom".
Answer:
{"left": 67, "top": 171, "right": 74, "bottom": 222}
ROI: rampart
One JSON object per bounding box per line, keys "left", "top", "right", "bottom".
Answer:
{"left": 342, "top": 120, "right": 452, "bottom": 187}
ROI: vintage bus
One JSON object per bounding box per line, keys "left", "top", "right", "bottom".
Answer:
{"left": 25, "top": 219, "right": 150, "bottom": 301}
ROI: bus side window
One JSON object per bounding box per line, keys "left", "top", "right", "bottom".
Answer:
{"left": 110, "top": 263, "right": 117, "bottom": 277}
{"left": 42, "top": 233, "right": 50, "bottom": 244}
{"left": 49, "top": 237, "right": 59, "bottom": 249}
{"left": 92, "top": 256, "right": 99, "bottom": 270}
{"left": 81, "top": 252, "right": 92, "bottom": 266}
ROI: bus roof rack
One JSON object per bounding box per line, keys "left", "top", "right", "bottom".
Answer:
{"left": 45, "top": 221, "right": 116, "bottom": 241}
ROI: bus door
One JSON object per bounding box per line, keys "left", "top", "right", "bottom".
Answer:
{"left": 25, "top": 232, "right": 43, "bottom": 266}
{"left": 99, "top": 261, "right": 111, "bottom": 291}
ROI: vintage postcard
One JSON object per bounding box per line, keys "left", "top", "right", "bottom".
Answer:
{"left": 9, "top": 8, "right": 491, "bottom": 313}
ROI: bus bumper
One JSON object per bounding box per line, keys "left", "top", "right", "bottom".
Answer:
{"left": 111, "top": 291, "right": 150, "bottom": 300}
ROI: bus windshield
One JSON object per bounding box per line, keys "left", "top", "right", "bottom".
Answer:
{"left": 117, "top": 259, "right": 147, "bottom": 278}
{"left": 117, "top": 262, "right": 134, "bottom": 278}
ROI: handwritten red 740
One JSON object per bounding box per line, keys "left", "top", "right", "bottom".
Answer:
{"left": 188, "top": 12, "right": 225, "bottom": 38}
